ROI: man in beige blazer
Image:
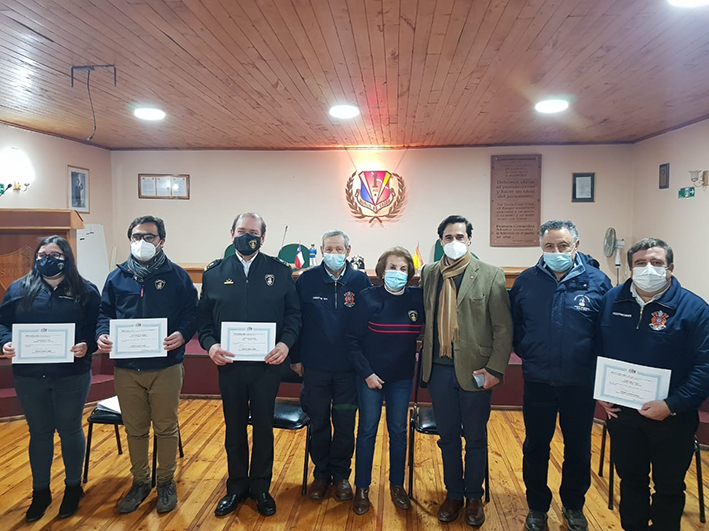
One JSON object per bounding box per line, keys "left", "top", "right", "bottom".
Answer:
{"left": 420, "top": 215, "right": 513, "bottom": 527}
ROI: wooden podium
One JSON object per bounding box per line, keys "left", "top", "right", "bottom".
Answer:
{"left": 0, "top": 209, "right": 84, "bottom": 299}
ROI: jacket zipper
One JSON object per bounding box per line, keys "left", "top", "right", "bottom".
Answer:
{"left": 636, "top": 306, "right": 644, "bottom": 329}
{"left": 334, "top": 280, "right": 338, "bottom": 309}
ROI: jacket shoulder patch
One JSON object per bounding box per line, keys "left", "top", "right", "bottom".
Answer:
{"left": 204, "top": 259, "right": 222, "bottom": 272}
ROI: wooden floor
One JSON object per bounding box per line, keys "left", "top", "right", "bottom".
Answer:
{"left": 0, "top": 399, "right": 707, "bottom": 531}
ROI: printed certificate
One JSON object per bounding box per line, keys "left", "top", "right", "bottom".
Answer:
{"left": 109, "top": 318, "right": 168, "bottom": 359}
{"left": 221, "top": 322, "right": 276, "bottom": 362}
{"left": 594, "top": 356, "right": 671, "bottom": 410}
{"left": 12, "top": 323, "right": 76, "bottom": 364}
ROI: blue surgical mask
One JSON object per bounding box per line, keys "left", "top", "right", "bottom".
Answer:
{"left": 323, "top": 253, "right": 346, "bottom": 272}
{"left": 543, "top": 252, "right": 574, "bottom": 273}
{"left": 384, "top": 270, "right": 408, "bottom": 292}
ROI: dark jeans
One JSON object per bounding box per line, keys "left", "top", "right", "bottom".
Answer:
{"left": 354, "top": 378, "right": 413, "bottom": 488}
{"left": 607, "top": 407, "right": 699, "bottom": 531}
{"left": 218, "top": 363, "right": 281, "bottom": 495}
{"left": 300, "top": 368, "right": 357, "bottom": 481}
{"left": 14, "top": 371, "right": 91, "bottom": 490}
{"left": 522, "top": 381, "right": 596, "bottom": 512}
{"left": 427, "top": 365, "right": 491, "bottom": 500}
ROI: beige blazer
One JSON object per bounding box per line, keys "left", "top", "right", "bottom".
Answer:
{"left": 420, "top": 257, "right": 513, "bottom": 391}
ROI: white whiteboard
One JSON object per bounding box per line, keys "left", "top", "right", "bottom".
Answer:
{"left": 77, "top": 223, "right": 110, "bottom": 292}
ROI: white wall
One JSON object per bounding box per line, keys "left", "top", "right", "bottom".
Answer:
{"left": 0, "top": 124, "right": 114, "bottom": 251}
{"left": 110, "top": 144, "right": 634, "bottom": 281}
{"left": 632, "top": 120, "right": 709, "bottom": 299}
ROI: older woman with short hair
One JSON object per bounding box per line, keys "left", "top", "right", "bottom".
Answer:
{"left": 346, "top": 246, "right": 424, "bottom": 514}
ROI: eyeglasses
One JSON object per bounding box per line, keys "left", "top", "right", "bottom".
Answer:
{"left": 36, "top": 252, "right": 64, "bottom": 260}
{"left": 131, "top": 233, "right": 158, "bottom": 243}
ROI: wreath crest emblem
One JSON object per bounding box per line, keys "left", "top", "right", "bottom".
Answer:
{"left": 345, "top": 170, "right": 407, "bottom": 224}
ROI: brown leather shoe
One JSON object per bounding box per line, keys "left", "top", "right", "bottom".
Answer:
{"left": 437, "top": 497, "right": 464, "bottom": 522}
{"left": 465, "top": 498, "right": 485, "bottom": 526}
{"left": 352, "top": 487, "right": 370, "bottom": 515}
{"left": 334, "top": 479, "right": 353, "bottom": 501}
{"left": 390, "top": 484, "right": 410, "bottom": 509}
{"left": 307, "top": 478, "right": 329, "bottom": 500}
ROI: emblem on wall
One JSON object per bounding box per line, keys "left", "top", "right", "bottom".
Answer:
{"left": 345, "top": 170, "right": 406, "bottom": 223}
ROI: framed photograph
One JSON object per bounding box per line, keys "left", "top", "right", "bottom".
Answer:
{"left": 138, "top": 174, "right": 190, "bottom": 200}
{"left": 572, "top": 172, "right": 595, "bottom": 203}
{"left": 659, "top": 163, "right": 670, "bottom": 189}
{"left": 68, "top": 166, "right": 89, "bottom": 213}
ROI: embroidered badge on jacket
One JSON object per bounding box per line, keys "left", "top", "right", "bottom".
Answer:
{"left": 155, "top": 279, "right": 166, "bottom": 290}
{"left": 408, "top": 310, "right": 418, "bottom": 322}
{"left": 344, "top": 291, "right": 355, "bottom": 307}
{"left": 265, "top": 274, "right": 275, "bottom": 286}
{"left": 649, "top": 310, "right": 669, "bottom": 331}
{"left": 224, "top": 278, "right": 234, "bottom": 285}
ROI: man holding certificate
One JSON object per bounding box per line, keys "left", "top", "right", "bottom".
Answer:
{"left": 96, "top": 216, "right": 198, "bottom": 515}
{"left": 597, "top": 238, "right": 709, "bottom": 531}
{"left": 510, "top": 220, "right": 611, "bottom": 531}
{"left": 198, "top": 212, "right": 301, "bottom": 518}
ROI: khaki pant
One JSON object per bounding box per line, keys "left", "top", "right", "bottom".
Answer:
{"left": 114, "top": 363, "right": 184, "bottom": 483}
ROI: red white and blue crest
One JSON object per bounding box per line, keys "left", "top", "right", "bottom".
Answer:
{"left": 345, "top": 170, "right": 406, "bottom": 223}
{"left": 344, "top": 291, "right": 355, "bottom": 307}
{"left": 649, "top": 310, "right": 669, "bottom": 331}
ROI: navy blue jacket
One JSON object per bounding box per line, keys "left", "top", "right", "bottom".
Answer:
{"left": 598, "top": 278, "right": 709, "bottom": 414}
{"left": 345, "top": 285, "right": 424, "bottom": 383}
{"left": 510, "top": 253, "right": 612, "bottom": 387}
{"left": 97, "top": 257, "right": 198, "bottom": 371}
{"left": 0, "top": 277, "right": 100, "bottom": 378}
{"left": 290, "top": 263, "right": 372, "bottom": 372}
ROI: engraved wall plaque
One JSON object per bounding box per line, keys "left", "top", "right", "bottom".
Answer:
{"left": 490, "top": 155, "right": 542, "bottom": 247}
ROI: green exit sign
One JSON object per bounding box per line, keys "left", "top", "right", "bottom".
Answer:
{"left": 679, "top": 186, "right": 696, "bottom": 199}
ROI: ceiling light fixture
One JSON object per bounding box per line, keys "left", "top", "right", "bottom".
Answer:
{"left": 134, "top": 107, "right": 166, "bottom": 121}
{"left": 329, "top": 105, "right": 360, "bottom": 119}
{"left": 535, "top": 99, "right": 569, "bottom": 114}
{"left": 668, "top": 0, "right": 709, "bottom": 7}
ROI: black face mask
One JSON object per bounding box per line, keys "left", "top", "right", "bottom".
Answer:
{"left": 234, "top": 233, "right": 261, "bottom": 256}
{"left": 36, "top": 256, "right": 65, "bottom": 278}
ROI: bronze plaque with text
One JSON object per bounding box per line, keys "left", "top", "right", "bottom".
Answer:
{"left": 490, "top": 154, "right": 541, "bottom": 247}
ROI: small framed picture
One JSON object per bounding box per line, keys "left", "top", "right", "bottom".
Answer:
{"left": 138, "top": 174, "right": 190, "bottom": 200}
{"left": 67, "top": 166, "right": 89, "bottom": 213}
{"left": 572, "top": 172, "right": 595, "bottom": 203}
{"left": 659, "top": 163, "right": 670, "bottom": 189}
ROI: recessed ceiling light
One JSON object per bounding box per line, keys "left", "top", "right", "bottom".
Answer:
{"left": 329, "top": 105, "right": 360, "bottom": 119}
{"left": 668, "top": 0, "right": 709, "bottom": 6}
{"left": 134, "top": 107, "right": 166, "bottom": 121}
{"left": 535, "top": 99, "right": 569, "bottom": 114}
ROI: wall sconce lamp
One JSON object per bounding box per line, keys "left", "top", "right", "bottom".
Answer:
{"left": 689, "top": 170, "right": 709, "bottom": 189}
{"left": 0, "top": 147, "right": 35, "bottom": 196}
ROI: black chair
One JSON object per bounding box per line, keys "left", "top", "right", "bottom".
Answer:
{"left": 598, "top": 421, "right": 705, "bottom": 523}
{"left": 248, "top": 365, "right": 311, "bottom": 495}
{"left": 407, "top": 354, "right": 490, "bottom": 501}
{"left": 83, "top": 402, "right": 184, "bottom": 486}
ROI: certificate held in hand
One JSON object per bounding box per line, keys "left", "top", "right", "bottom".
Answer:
{"left": 594, "top": 356, "right": 672, "bottom": 410}
{"left": 109, "top": 318, "right": 168, "bottom": 359}
{"left": 221, "top": 322, "right": 276, "bottom": 362}
{"left": 12, "top": 323, "right": 76, "bottom": 364}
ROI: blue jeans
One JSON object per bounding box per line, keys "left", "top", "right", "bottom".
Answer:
{"left": 14, "top": 371, "right": 91, "bottom": 489}
{"left": 354, "top": 378, "right": 413, "bottom": 488}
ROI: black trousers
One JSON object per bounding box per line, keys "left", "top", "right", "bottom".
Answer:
{"left": 300, "top": 367, "right": 357, "bottom": 481}
{"left": 218, "top": 362, "right": 281, "bottom": 495}
{"left": 522, "top": 381, "right": 596, "bottom": 512}
{"left": 607, "top": 408, "right": 699, "bottom": 531}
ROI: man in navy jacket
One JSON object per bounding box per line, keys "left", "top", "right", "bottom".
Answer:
{"left": 97, "top": 216, "right": 198, "bottom": 515}
{"left": 510, "top": 220, "right": 611, "bottom": 531}
{"left": 598, "top": 238, "right": 709, "bottom": 531}
{"left": 289, "top": 230, "right": 371, "bottom": 501}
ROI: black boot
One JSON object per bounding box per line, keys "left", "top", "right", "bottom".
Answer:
{"left": 26, "top": 488, "right": 51, "bottom": 523}
{"left": 58, "top": 485, "right": 84, "bottom": 518}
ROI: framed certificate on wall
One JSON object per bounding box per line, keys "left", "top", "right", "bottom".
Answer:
{"left": 138, "top": 174, "right": 190, "bottom": 199}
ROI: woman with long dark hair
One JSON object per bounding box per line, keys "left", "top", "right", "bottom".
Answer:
{"left": 0, "top": 236, "right": 100, "bottom": 522}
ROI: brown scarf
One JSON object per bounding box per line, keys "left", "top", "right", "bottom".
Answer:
{"left": 437, "top": 252, "right": 472, "bottom": 358}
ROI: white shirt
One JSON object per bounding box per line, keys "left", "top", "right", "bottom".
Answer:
{"left": 630, "top": 281, "right": 671, "bottom": 308}
{"left": 237, "top": 251, "right": 258, "bottom": 276}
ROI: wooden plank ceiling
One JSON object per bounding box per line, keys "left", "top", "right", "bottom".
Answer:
{"left": 0, "top": 0, "right": 709, "bottom": 150}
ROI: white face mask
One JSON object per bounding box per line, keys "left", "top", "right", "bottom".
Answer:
{"left": 444, "top": 240, "right": 468, "bottom": 260}
{"left": 632, "top": 264, "right": 668, "bottom": 294}
{"left": 131, "top": 239, "right": 157, "bottom": 262}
